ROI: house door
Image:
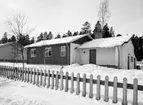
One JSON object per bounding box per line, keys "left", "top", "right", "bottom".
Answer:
{"left": 90, "top": 49, "right": 96, "bottom": 64}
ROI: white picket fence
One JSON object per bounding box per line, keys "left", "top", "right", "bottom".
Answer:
{"left": 0, "top": 65, "right": 142, "bottom": 105}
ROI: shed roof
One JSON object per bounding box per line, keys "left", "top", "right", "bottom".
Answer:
{"left": 25, "top": 34, "right": 89, "bottom": 48}
{"left": 78, "top": 35, "right": 132, "bottom": 49}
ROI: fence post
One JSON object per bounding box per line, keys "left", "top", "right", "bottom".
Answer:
{"left": 96, "top": 75, "right": 101, "bottom": 100}
{"left": 70, "top": 72, "right": 74, "bottom": 93}
{"left": 89, "top": 74, "right": 93, "bottom": 98}
{"left": 37, "top": 69, "right": 39, "bottom": 85}
{"left": 40, "top": 70, "right": 43, "bottom": 86}
{"left": 133, "top": 78, "right": 138, "bottom": 105}
{"left": 33, "top": 69, "right": 36, "bottom": 84}
{"left": 43, "top": 70, "right": 46, "bottom": 87}
{"left": 122, "top": 77, "right": 127, "bottom": 105}
{"left": 60, "top": 71, "right": 64, "bottom": 91}
{"left": 14, "top": 67, "right": 17, "bottom": 81}
{"left": 51, "top": 70, "right": 54, "bottom": 89}
{"left": 113, "top": 76, "right": 118, "bottom": 103}
{"left": 104, "top": 76, "right": 109, "bottom": 102}
{"left": 76, "top": 73, "right": 80, "bottom": 95}
{"left": 82, "top": 74, "right": 86, "bottom": 97}
{"left": 55, "top": 71, "right": 59, "bottom": 90}
{"left": 65, "top": 72, "right": 69, "bottom": 92}
{"left": 47, "top": 70, "right": 50, "bottom": 88}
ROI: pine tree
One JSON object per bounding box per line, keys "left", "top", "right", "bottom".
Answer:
{"left": 47, "top": 31, "right": 53, "bottom": 40}
{"left": 55, "top": 34, "right": 61, "bottom": 39}
{"left": 102, "top": 23, "right": 111, "bottom": 38}
{"left": 73, "top": 31, "right": 79, "bottom": 36}
{"left": 92, "top": 21, "right": 102, "bottom": 39}
{"left": 43, "top": 32, "right": 48, "bottom": 40}
{"left": 11, "top": 35, "right": 16, "bottom": 42}
{"left": 66, "top": 30, "right": 72, "bottom": 37}
{"left": 109, "top": 27, "right": 115, "bottom": 37}
{"left": 81, "top": 21, "right": 91, "bottom": 34}
{"left": 30, "top": 37, "right": 35, "bottom": 44}
{"left": 1, "top": 32, "right": 8, "bottom": 43}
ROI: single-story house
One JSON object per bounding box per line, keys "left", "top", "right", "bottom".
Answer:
{"left": 0, "top": 42, "right": 27, "bottom": 62}
{"left": 77, "top": 35, "right": 136, "bottom": 69}
{"left": 25, "top": 34, "right": 92, "bottom": 65}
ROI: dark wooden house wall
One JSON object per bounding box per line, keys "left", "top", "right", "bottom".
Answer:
{"left": 27, "top": 43, "right": 70, "bottom": 65}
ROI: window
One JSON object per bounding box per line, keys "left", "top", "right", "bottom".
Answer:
{"left": 31, "top": 48, "right": 36, "bottom": 57}
{"left": 45, "top": 47, "right": 52, "bottom": 57}
{"left": 61, "top": 46, "right": 66, "bottom": 57}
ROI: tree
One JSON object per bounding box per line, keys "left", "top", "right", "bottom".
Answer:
{"left": 11, "top": 35, "right": 16, "bottom": 42}
{"left": 73, "top": 31, "right": 79, "bottom": 36}
{"left": 37, "top": 32, "right": 43, "bottom": 42}
{"left": 62, "top": 34, "right": 67, "bottom": 38}
{"left": 47, "top": 31, "right": 53, "bottom": 40}
{"left": 109, "top": 27, "right": 115, "bottom": 37}
{"left": 98, "top": 0, "right": 111, "bottom": 28}
{"left": 6, "top": 12, "right": 35, "bottom": 70}
{"left": 30, "top": 37, "right": 35, "bottom": 44}
{"left": 66, "top": 30, "right": 72, "bottom": 37}
{"left": 1, "top": 32, "right": 8, "bottom": 43}
{"left": 55, "top": 34, "right": 61, "bottom": 39}
{"left": 92, "top": 21, "right": 102, "bottom": 39}
{"left": 81, "top": 21, "right": 91, "bottom": 34}
{"left": 43, "top": 32, "right": 48, "bottom": 40}
{"left": 102, "top": 23, "right": 111, "bottom": 38}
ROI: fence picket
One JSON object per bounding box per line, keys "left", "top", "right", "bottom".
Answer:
{"left": 82, "top": 74, "right": 86, "bottom": 97}
{"left": 27, "top": 68, "right": 30, "bottom": 83}
{"left": 40, "top": 70, "right": 43, "bottom": 86}
{"left": 33, "top": 69, "right": 36, "bottom": 84}
{"left": 104, "top": 76, "right": 109, "bottom": 102}
{"left": 43, "top": 70, "right": 46, "bottom": 87}
{"left": 133, "top": 78, "right": 138, "bottom": 105}
{"left": 113, "top": 76, "right": 118, "bottom": 103}
{"left": 55, "top": 71, "right": 59, "bottom": 90}
{"left": 30, "top": 69, "right": 33, "bottom": 83}
{"left": 70, "top": 72, "right": 74, "bottom": 93}
{"left": 76, "top": 73, "right": 80, "bottom": 95}
{"left": 122, "top": 77, "right": 127, "bottom": 105}
{"left": 96, "top": 75, "right": 101, "bottom": 100}
{"left": 47, "top": 70, "right": 50, "bottom": 88}
{"left": 60, "top": 71, "right": 63, "bottom": 91}
{"left": 89, "top": 74, "right": 93, "bottom": 98}
{"left": 51, "top": 70, "right": 54, "bottom": 89}
{"left": 65, "top": 72, "right": 69, "bottom": 92}
{"left": 37, "top": 69, "right": 39, "bottom": 85}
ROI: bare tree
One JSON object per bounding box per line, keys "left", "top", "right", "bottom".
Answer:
{"left": 6, "top": 12, "right": 35, "bottom": 70}
{"left": 98, "top": 0, "right": 111, "bottom": 28}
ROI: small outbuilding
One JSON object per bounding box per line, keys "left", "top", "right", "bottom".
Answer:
{"left": 77, "top": 35, "right": 136, "bottom": 69}
{"left": 0, "top": 42, "right": 27, "bottom": 62}
{"left": 25, "top": 34, "right": 92, "bottom": 65}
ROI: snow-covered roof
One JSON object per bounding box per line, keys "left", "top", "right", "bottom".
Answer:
{"left": 78, "top": 35, "right": 132, "bottom": 49}
{"left": 25, "top": 34, "right": 89, "bottom": 48}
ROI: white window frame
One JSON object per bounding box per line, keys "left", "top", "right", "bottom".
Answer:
{"left": 45, "top": 47, "right": 52, "bottom": 57}
{"left": 61, "top": 46, "right": 66, "bottom": 57}
{"left": 31, "top": 48, "right": 36, "bottom": 57}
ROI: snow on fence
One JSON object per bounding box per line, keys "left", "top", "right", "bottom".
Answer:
{"left": 0, "top": 66, "right": 142, "bottom": 105}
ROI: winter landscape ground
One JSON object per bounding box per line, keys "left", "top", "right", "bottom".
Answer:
{"left": 0, "top": 62, "right": 143, "bottom": 105}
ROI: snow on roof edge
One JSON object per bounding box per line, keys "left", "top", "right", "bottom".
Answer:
{"left": 78, "top": 35, "right": 133, "bottom": 49}
{"left": 25, "top": 34, "right": 89, "bottom": 48}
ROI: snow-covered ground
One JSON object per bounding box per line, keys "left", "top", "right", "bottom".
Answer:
{"left": 0, "top": 62, "right": 143, "bottom": 105}
{"left": 0, "top": 77, "right": 143, "bottom": 105}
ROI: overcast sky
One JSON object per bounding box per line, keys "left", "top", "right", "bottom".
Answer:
{"left": 0, "top": 0, "right": 143, "bottom": 38}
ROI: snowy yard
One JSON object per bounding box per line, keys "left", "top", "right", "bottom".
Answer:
{"left": 0, "top": 62, "right": 143, "bottom": 105}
